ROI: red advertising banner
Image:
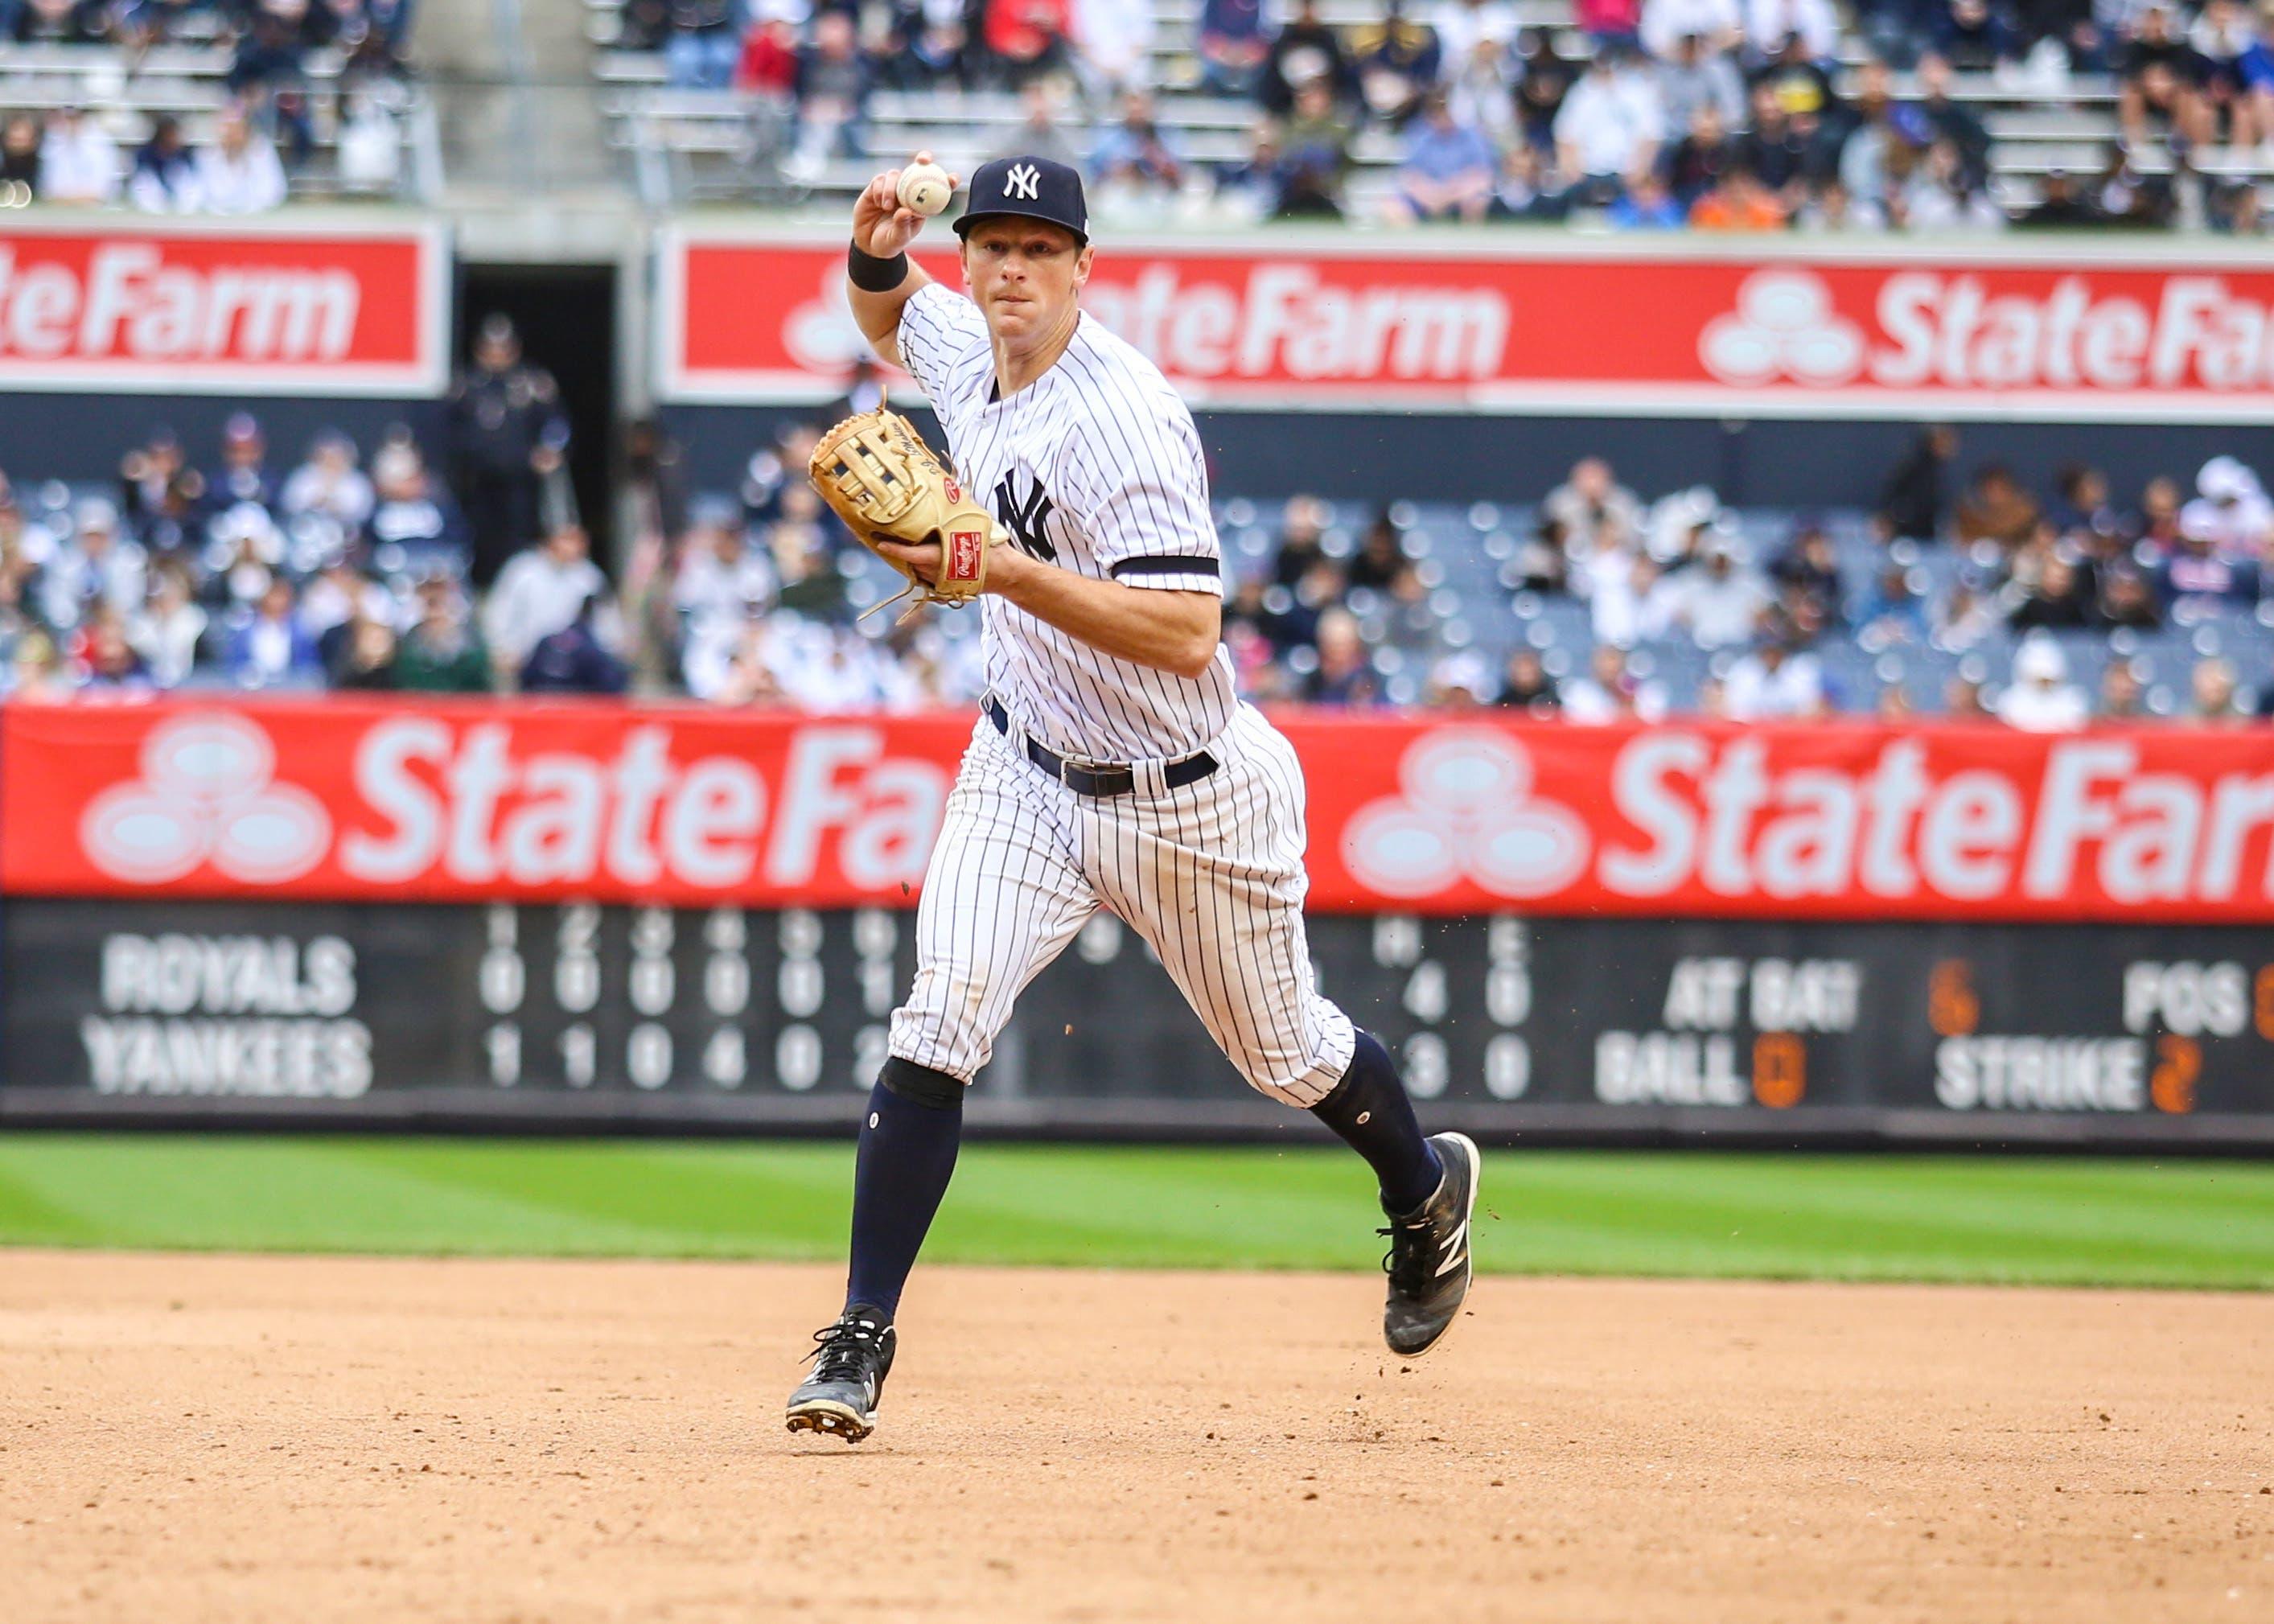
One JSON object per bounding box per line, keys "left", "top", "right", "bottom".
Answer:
{"left": 0, "top": 217, "right": 448, "bottom": 395}
{"left": 7, "top": 699, "right": 2274, "bottom": 922}
{"left": 659, "top": 228, "right": 2274, "bottom": 421}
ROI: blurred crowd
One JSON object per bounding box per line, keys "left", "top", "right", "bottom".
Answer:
{"left": 9, "top": 377, "right": 2272, "bottom": 730}
{"left": 0, "top": 0, "right": 414, "bottom": 208}
{"left": 614, "top": 0, "right": 2274, "bottom": 232}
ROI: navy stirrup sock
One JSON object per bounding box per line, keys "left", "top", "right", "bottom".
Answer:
{"left": 1309, "top": 1030, "right": 1444, "bottom": 1216}
{"left": 844, "top": 1058, "right": 964, "bottom": 1322}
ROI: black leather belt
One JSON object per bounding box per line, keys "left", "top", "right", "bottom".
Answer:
{"left": 985, "top": 697, "right": 1218, "bottom": 798}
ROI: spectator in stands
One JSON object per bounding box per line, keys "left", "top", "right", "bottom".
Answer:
{"left": 1384, "top": 91, "right": 1497, "bottom": 222}
{"left": 2099, "top": 658, "right": 2149, "bottom": 719}
{"left": 1742, "top": 0, "right": 1839, "bottom": 64}
{"left": 1855, "top": 562, "right": 1928, "bottom": 645}
{"left": 2243, "top": 6, "right": 2274, "bottom": 142}
{"left": 1426, "top": 650, "right": 1495, "bottom": 709}
{"left": 1071, "top": 0, "right": 1154, "bottom": 99}
{"left": 2188, "top": 655, "right": 2245, "bottom": 724}
{"left": 1274, "top": 78, "right": 1357, "bottom": 216}
{"left": 486, "top": 521, "right": 608, "bottom": 684}
{"left": 328, "top": 611, "right": 400, "bottom": 690}
{"left": 2098, "top": 564, "right": 2163, "bottom": 629}
{"left": 1724, "top": 631, "right": 1828, "bottom": 718}
{"left": 1902, "top": 135, "right": 2003, "bottom": 227}
{"left": 1554, "top": 45, "right": 1665, "bottom": 203}
{"left": 449, "top": 315, "right": 569, "bottom": 586}
{"left": 282, "top": 430, "right": 376, "bottom": 534}
{"left": 1492, "top": 142, "right": 1572, "bottom": 217}
{"left": 74, "top": 605, "right": 150, "bottom": 693}
{"left": 734, "top": 11, "right": 798, "bottom": 94}
{"left": 1657, "top": 30, "right": 1746, "bottom": 134}
{"left": 368, "top": 433, "right": 469, "bottom": 571}
{"left": 0, "top": 112, "right": 43, "bottom": 196}
{"left": 43, "top": 498, "right": 145, "bottom": 633}
{"left": 38, "top": 103, "right": 117, "bottom": 205}
{"left": 335, "top": 90, "right": 404, "bottom": 193}
{"left": 2182, "top": 0, "right": 2255, "bottom": 143}
{"left": 202, "top": 504, "right": 284, "bottom": 611}
{"left": 128, "top": 557, "right": 206, "bottom": 689}
{"left": 1688, "top": 161, "right": 1787, "bottom": 225}
{"left": 2157, "top": 512, "right": 2261, "bottom": 607}
{"left": 788, "top": 9, "right": 872, "bottom": 175}
{"left": 1611, "top": 168, "right": 1686, "bottom": 224}
{"left": 1496, "top": 647, "right": 1560, "bottom": 712}
{"left": 1734, "top": 81, "right": 1823, "bottom": 213}
{"left": 520, "top": 592, "right": 629, "bottom": 695}
{"left": 393, "top": 574, "right": 492, "bottom": 693}
{"left": 1512, "top": 28, "right": 1578, "bottom": 149}
{"left": 129, "top": 115, "right": 202, "bottom": 212}
{"left": 1771, "top": 519, "right": 1844, "bottom": 624}
{"left": 303, "top": 552, "right": 393, "bottom": 667}
{"left": 208, "top": 412, "right": 279, "bottom": 517}
{"left": 1435, "top": 0, "right": 1520, "bottom": 63}
{"left": 1665, "top": 541, "right": 1774, "bottom": 646}
{"left": 120, "top": 429, "right": 197, "bottom": 549}
{"left": 196, "top": 107, "right": 288, "bottom": 214}
{"left": 2008, "top": 549, "right": 2095, "bottom": 627}
{"left": 12, "top": 0, "right": 106, "bottom": 43}
{"left": 2018, "top": 166, "right": 2099, "bottom": 225}
{"left": 1565, "top": 643, "right": 1668, "bottom": 722}
{"left": 224, "top": 575, "right": 321, "bottom": 689}
{"left": 1545, "top": 458, "right": 1643, "bottom": 560}
{"left": 1955, "top": 463, "right": 2041, "bottom": 548}
{"left": 6, "top": 631, "right": 72, "bottom": 701}
{"left": 1090, "top": 88, "right": 1183, "bottom": 212}
{"left": 983, "top": 0, "right": 1074, "bottom": 88}
{"left": 1301, "top": 606, "right": 1380, "bottom": 705}
{"left": 1995, "top": 635, "right": 2090, "bottom": 730}
{"left": 1799, "top": 174, "right": 1885, "bottom": 228}
{"left": 1665, "top": 98, "right": 1737, "bottom": 201}
{"left": 1643, "top": 0, "right": 1743, "bottom": 60}
{"left": 1198, "top": 0, "right": 1270, "bottom": 96}
{"left": 673, "top": 495, "right": 775, "bottom": 629}
{"left": 1935, "top": 0, "right": 2021, "bottom": 72}
{"left": 1913, "top": 51, "right": 1991, "bottom": 189}
{"left": 992, "top": 77, "right": 1080, "bottom": 168}
{"left": 661, "top": 0, "right": 742, "bottom": 89}
{"left": 2119, "top": 2, "right": 2213, "bottom": 150}
{"left": 1261, "top": 0, "right": 1353, "bottom": 116}
{"left": 2181, "top": 455, "right": 2274, "bottom": 557}
{"left": 1878, "top": 425, "right": 1959, "bottom": 543}
{"left": 1345, "top": 511, "right": 1419, "bottom": 597}
{"left": 1351, "top": 0, "right": 1442, "bottom": 126}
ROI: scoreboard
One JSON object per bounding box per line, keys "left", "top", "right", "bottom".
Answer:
{"left": 5, "top": 898, "right": 2272, "bottom": 1147}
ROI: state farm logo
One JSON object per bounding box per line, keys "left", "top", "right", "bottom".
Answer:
{"left": 1699, "top": 269, "right": 1864, "bottom": 388}
{"left": 80, "top": 713, "right": 331, "bottom": 885}
{"left": 1341, "top": 730, "right": 1589, "bottom": 899}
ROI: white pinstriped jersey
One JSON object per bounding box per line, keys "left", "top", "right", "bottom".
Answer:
{"left": 896, "top": 282, "right": 1236, "bottom": 762}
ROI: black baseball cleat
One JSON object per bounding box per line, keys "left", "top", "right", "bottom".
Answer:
{"left": 786, "top": 1305, "right": 896, "bottom": 1443}
{"left": 1380, "top": 1133, "right": 1482, "bottom": 1359}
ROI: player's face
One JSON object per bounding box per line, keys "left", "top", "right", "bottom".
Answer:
{"left": 961, "top": 220, "right": 1093, "bottom": 347}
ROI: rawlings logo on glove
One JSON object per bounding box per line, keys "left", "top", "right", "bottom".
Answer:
{"left": 808, "top": 404, "right": 1005, "bottom": 622}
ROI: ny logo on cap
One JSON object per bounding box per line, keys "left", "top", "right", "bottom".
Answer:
{"left": 1005, "top": 163, "right": 1040, "bottom": 200}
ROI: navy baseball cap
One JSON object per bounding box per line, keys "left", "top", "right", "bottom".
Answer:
{"left": 954, "top": 156, "right": 1088, "bottom": 245}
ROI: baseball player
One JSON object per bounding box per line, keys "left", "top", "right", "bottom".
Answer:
{"left": 787, "top": 153, "right": 1480, "bottom": 1442}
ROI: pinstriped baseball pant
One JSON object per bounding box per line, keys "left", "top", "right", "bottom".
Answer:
{"left": 887, "top": 703, "right": 1359, "bottom": 1105}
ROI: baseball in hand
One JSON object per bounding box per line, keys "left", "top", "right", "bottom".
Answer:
{"left": 897, "top": 161, "right": 954, "bottom": 217}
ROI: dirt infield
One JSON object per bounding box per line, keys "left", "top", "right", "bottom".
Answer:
{"left": 2, "top": 1252, "right": 2267, "bottom": 1623}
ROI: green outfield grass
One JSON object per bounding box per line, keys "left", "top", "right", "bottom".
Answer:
{"left": 0, "top": 1135, "right": 2269, "bottom": 1289}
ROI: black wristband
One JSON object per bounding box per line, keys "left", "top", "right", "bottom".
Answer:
{"left": 848, "top": 241, "right": 911, "bottom": 294}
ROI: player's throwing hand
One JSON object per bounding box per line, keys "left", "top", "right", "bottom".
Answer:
{"left": 852, "top": 150, "right": 960, "bottom": 261}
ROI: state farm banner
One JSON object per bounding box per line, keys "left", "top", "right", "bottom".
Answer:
{"left": 0, "top": 216, "right": 448, "bottom": 395}
{"left": 658, "top": 228, "right": 2274, "bottom": 421}
{"left": 10, "top": 699, "right": 2274, "bottom": 923}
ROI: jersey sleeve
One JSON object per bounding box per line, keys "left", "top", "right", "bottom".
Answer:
{"left": 1060, "top": 387, "right": 1224, "bottom": 598}
{"left": 894, "top": 282, "right": 988, "bottom": 428}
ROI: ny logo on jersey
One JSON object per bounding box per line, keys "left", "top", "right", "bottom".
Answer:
{"left": 1004, "top": 163, "right": 1041, "bottom": 200}
{"left": 994, "top": 471, "right": 1057, "bottom": 561}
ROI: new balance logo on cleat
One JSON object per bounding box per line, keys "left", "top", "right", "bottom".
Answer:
{"left": 1381, "top": 1133, "right": 1482, "bottom": 1359}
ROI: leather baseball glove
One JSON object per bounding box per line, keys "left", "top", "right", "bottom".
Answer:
{"left": 808, "top": 405, "right": 1002, "bottom": 621}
